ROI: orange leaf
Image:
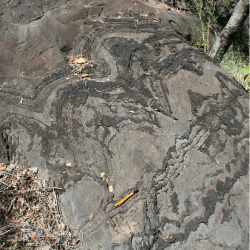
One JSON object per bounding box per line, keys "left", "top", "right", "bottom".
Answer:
{"left": 11, "top": 220, "right": 20, "bottom": 223}
{"left": 0, "top": 166, "right": 6, "bottom": 171}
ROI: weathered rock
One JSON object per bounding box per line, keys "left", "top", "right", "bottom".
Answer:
{"left": 0, "top": 0, "right": 248, "bottom": 249}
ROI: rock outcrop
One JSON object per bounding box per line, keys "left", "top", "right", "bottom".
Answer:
{"left": 0, "top": 0, "right": 248, "bottom": 249}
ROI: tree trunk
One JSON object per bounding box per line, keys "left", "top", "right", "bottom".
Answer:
{"left": 209, "top": 0, "right": 249, "bottom": 61}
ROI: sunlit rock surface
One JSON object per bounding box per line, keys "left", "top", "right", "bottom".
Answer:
{"left": 0, "top": 0, "right": 248, "bottom": 249}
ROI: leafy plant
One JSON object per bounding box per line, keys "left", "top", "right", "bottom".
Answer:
{"left": 188, "top": 0, "right": 220, "bottom": 53}
{"left": 224, "top": 0, "right": 231, "bottom": 7}
{"left": 242, "top": 65, "right": 249, "bottom": 82}
{"left": 220, "top": 46, "right": 249, "bottom": 91}
{"left": 242, "top": 30, "right": 249, "bottom": 49}
{"left": 187, "top": 1, "right": 249, "bottom": 91}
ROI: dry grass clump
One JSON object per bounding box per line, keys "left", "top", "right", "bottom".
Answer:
{"left": 0, "top": 163, "right": 79, "bottom": 249}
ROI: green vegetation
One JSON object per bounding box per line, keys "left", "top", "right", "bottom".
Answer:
{"left": 220, "top": 46, "right": 249, "bottom": 91}
{"left": 242, "top": 65, "right": 249, "bottom": 81}
{"left": 0, "top": 243, "right": 19, "bottom": 250}
{"left": 188, "top": 0, "right": 224, "bottom": 53}
{"left": 188, "top": 0, "right": 249, "bottom": 91}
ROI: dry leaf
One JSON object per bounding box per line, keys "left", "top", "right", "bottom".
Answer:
{"left": 23, "top": 213, "right": 32, "bottom": 218}
{"left": 0, "top": 163, "right": 77, "bottom": 248}
{"left": 108, "top": 186, "right": 113, "bottom": 193}
{"left": 38, "top": 245, "right": 51, "bottom": 250}
{"left": 73, "top": 58, "right": 87, "bottom": 64}
{"left": 11, "top": 219, "right": 20, "bottom": 223}
{"left": 48, "top": 204, "right": 55, "bottom": 211}
{"left": 17, "top": 197, "right": 25, "bottom": 206}
{"left": 34, "top": 212, "right": 43, "bottom": 218}
{"left": 81, "top": 73, "right": 89, "bottom": 78}
{"left": 30, "top": 231, "right": 36, "bottom": 240}
{"left": 0, "top": 166, "right": 6, "bottom": 171}
{"left": 58, "top": 223, "right": 65, "bottom": 231}
{"left": 28, "top": 167, "right": 38, "bottom": 173}
{"left": 88, "top": 213, "right": 95, "bottom": 221}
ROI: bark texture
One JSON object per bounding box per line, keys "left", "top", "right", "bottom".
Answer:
{"left": 209, "top": 0, "right": 249, "bottom": 61}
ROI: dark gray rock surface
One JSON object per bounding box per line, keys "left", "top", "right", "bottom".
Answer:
{"left": 0, "top": 0, "right": 249, "bottom": 249}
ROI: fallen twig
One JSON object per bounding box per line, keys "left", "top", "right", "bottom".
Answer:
{"left": 0, "top": 187, "right": 63, "bottom": 194}
{"left": 0, "top": 163, "right": 79, "bottom": 249}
